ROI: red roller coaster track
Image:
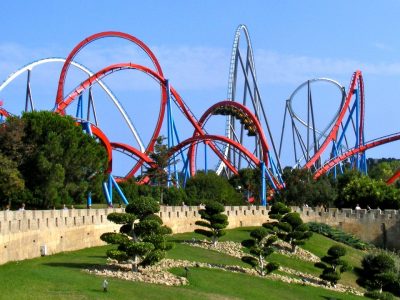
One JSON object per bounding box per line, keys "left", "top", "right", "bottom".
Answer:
{"left": 0, "top": 28, "right": 398, "bottom": 200}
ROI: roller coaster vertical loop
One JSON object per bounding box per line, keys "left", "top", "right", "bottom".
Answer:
{"left": 55, "top": 31, "right": 167, "bottom": 154}
{"left": 220, "top": 24, "right": 282, "bottom": 180}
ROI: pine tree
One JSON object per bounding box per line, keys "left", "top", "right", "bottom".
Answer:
{"left": 263, "top": 202, "right": 312, "bottom": 253}
{"left": 241, "top": 227, "right": 279, "bottom": 275}
{"left": 319, "top": 245, "right": 351, "bottom": 287}
{"left": 194, "top": 200, "right": 228, "bottom": 246}
{"left": 100, "top": 195, "right": 173, "bottom": 271}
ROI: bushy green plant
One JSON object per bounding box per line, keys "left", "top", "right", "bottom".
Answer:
{"left": 0, "top": 111, "right": 108, "bottom": 208}
{"left": 360, "top": 252, "right": 399, "bottom": 296}
{"left": 194, "top": 200, "right": 228, "bottom": 246}
{"left": 241, "top": 227, "right": 279, "bottom": 276}
{"left": 364, "top": 290, "right": 394, "bottom": 300}
{"left": 264, "top": 202, "right": 312, "bottom": 253}
{"left": 185, "top": 171, "right": 242, "bottom": 205}
{"left": 320, "top": 245, "right": 351, "bottom": 287}
{"left": 101, "top": 195, "right": 173, "bottom": 271}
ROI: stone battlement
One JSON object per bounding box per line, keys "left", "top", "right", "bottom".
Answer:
{"left": 291, "top": 207, "right": 400, "bottom": 250}
{"left": 159, "top": 205, "right": 270, "bottom": 233}
{"left": 1, "top": 205, "right": 399, "bottom": 265}
{"left": 292, "top": 207, "right": 400, "bottom": 221}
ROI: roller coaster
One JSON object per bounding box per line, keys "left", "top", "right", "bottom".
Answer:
{"left": 0, "top": 25, "right": 399, "bottom": 205}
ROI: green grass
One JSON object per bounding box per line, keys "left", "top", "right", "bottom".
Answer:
{"left": 301, "top": 233, "right": 366, "bottom": 288}
{"left": 172, "top": 227, "right": 365, "bottom": 288}
{"left": 169, "top": 226, "right": 258, "bottom": 244}
{"left": 0, "top": 227, "right": 369, "bottom": 300}
{"left": 167, "top": 242, "right": 248, "bottom": 267}
{"left": 0, "top": 245, "right": 364, "bottom": 300}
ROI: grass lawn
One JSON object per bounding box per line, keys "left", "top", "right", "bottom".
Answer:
{"left": 172, "top": 227, "right": 366, "bottom": 289}
{"left": 166, "top": 242, "right": 248, "bottom": 267}
{"left": 0, "top": 227, "right": 369, "bottom": 300}
{"left": 301, "top": 233, "right": 366, "bottom": 288}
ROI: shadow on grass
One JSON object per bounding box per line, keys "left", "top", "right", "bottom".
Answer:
{"left": 320, "top": 297, "right": 342, "bottom": 300}
{"left": 43, "top": 262, "right": 99, "bottom": 269}
{"left": 235, "top": 228, "right": 254, "bottom": 233}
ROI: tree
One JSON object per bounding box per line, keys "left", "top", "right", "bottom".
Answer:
{"left": 367, "top": 158, "right": 400, "bottom": 181}
{"left": 241, "top": 227, "right": 279, "bottom": 275}
{"left": 340, "top": 176, "right": 400, "bottom": 209}
{"left": 145, "top": 136, "right": 170, "bottom": 204}
{"left": 194, "top": 200, "right": 228, "bottom": 246}
{"left": 319, "top": 245, "right": 351, "bottom": 287}
{"left": 263, "top": 202, "right": 312, "bottom": 253}
{"left": 0, "top": 111, "right": 108, "bottom": 208}
{"left": 229, "top": 168, "right": 261, "bottom": 202}
{"left": 162, "top": 186, "right": 188, "bottom": 206}
{"left": 0, "top": 153, "right": 25, "bottom": 208}
{"left": 275, "top": 168, "right": 337, "bottom": 207}
{"left": 185, "top": 171, "right": 242, "bottom": 205}
{"left": 361, "top": 253, "right": 398, "bottom": 294}
{"left": 100, "top": 195, "right": 173, "bottom": 271}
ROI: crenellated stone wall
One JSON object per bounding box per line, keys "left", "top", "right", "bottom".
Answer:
{"left": 1, "top": 205, "right": 399, "bottom": 265}
{"left": 159, "top": 205, "right": 270, "bottom": 233}
{"left": 0, "top": 205, "right": 270, "bottom": 265}
{"left": 0, "top": 208, "right": 122, "bottom": 265}
{"left": 292, "top": 207, "right": 400, "bottom": 250}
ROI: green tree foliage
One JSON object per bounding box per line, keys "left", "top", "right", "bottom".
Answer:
{"left": 185, "top": 171, "right": 242, "bottom": 205}
{"left": 229, "top": 168, "right": 261, "bottom": 202}
{"left": 340, "top": 175, "right": 400, "bottom": 209}
{"left": 113, "top": 179, "right": 161, "bottom": 205}
{"left": 0, "top": 111, "right": 108, "bottom": 208}
{"left": 162, "top": 186, "right": 188, "bottom": 206}
{"left": 145, "top": 136, "right": 171, "bottom": 204}
{"left": 275, "top": 168, "right": 337, "bottom": 207}
{"left": 194, "top": 200, "right": 228, "bottom": 246}
{"left": 0, "top": 153, "right": 25, "bottom": 208}
{"left": 241, "top": 227, "right": 279, "bottom": 275}
{"left": 263, "top": 202, "right": 312, "bottom": 253}
{"left": 364, "top": 290, "right": 394, "bottom": 300}
{"left": 100, "top": 195, "right": 173, "bottom": 271}
{"left": 360, "top": 253, "right": 399, "bottom": 295}
{"left": 319, "top": 245, "right": 351, "bottom": 287}
{"left": 367, "top": 158, "right": 400, "bottom": 182}
{"left": 335, "top": 170, "right": 362, "bottom": 207}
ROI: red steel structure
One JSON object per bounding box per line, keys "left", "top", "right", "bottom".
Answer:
{"left": 0, "top": 26, "right": 399, "bottom": 205}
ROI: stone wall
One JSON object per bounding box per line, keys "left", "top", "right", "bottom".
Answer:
{"left": 1, "top": 205, "right": 399, "bottom": 265}
{"left": 292, "top": 207, "right": 400, "bottom": 250}
{"left": 159, "top": 205, "right": 270, "bottom": 233}
{"left": 0, "top": 205, "right": 270, "bottom": 265}
{"left": 0, "top": 208, "right": 122, "bottom": 265}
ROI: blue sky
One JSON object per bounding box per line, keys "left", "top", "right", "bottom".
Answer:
{"left": 0, "top": 1, "right": 400, "bottom": 174}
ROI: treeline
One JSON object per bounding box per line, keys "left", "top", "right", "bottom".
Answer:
{"left": 0, "top": 111, "right": 108, "bottom": 210}
{"left": 116, "top": 171, "right": 244, "bottom": 206}
{"left": 1, "top": 111, "right": 399, "bottom": 211}
{"left": 276, "top": 166, "right": 400, "bottom": 210}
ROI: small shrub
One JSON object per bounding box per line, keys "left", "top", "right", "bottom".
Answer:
{"left": 266, "top": 262, "right": 279, "bottom": 274}
{"left": 364, "top": 291, "right": 394, "bottom": 300}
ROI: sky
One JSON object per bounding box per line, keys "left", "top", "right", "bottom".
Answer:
{"left": 0, "top": 1, "right": 400, "bottom": 175}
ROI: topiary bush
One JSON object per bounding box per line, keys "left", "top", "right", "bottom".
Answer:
{"left": 100, "top": 195, "right": 173, "bottom": 271}
{"left": 359, "top": 252, "right": 399, "bottom": 297}
{"left": 241, "top": 226, "right": 279, "bottom": 276}
{"left": 319, "top": 245, "right": 351, "bottom": 287}
{"left": 264, "top": 202, "right": 312, "bottom": 253}
{"left": 194, "top": 200, "right": 228, "bottom": 246}
{"left": 364, "top": 291, "right": 394, "bottom": 300}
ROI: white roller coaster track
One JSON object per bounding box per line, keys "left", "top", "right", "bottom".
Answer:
{"left": 0, "top": 57, "right": 145, "bottom": 152}
{"left": 217, "top": 24, "right": 259, "bottom": 175}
